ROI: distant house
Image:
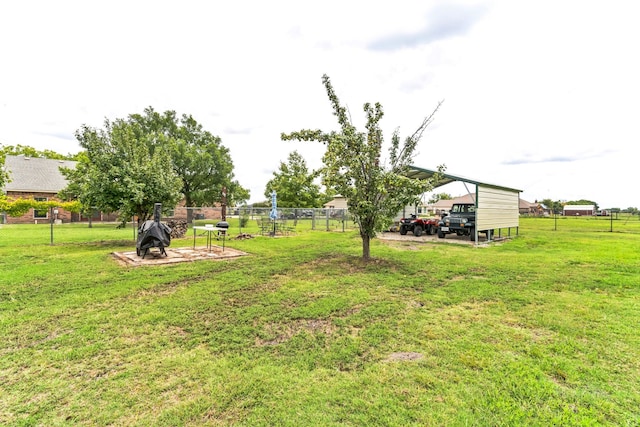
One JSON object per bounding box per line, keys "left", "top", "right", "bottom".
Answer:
{"left": 563, "top": 205, "right": 595, "bottom": 216}
{"left": 519, "top": 199, "right": 548, "bottom": 216}
{"left": 323, "top": 195, "right": 348, "bottom": 210}
{"left": 1, "top": 155, "right": 117, "bottom": 224}
{"left": 2, "top": 155, "right": 77, "bottom": 224}
{"left": 431, "top": 194, "right": 475, "bottom": 216}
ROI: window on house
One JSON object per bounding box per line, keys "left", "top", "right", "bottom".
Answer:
{"left": 34, "top": 197, "right": 48, "bottom": 219}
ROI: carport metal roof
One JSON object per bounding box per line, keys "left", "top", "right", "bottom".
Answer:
{"left": 405, "top": 165, "right": 522, "bottom": 193}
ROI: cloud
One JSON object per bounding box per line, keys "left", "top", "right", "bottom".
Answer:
{"left": 35, "top": 131, "right": 75, "bottom": 141}
{"left": 502, "top": 150, "right": 616, "bottom": 166}
{"left": 223, "top": 126, "right": 256, "bottom": 135}
{"left": 368, "top": 3, "right": 488, "bottom": 51}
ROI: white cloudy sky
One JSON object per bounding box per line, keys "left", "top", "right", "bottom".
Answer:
{"left": 1, "top": 0, "right": 639, "bottom": 208}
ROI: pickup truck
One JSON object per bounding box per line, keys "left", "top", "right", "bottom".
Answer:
{"left": 437, "top": 203, "right": 493, "bottom": 241}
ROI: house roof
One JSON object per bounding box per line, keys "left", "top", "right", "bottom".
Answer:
{"left": 3, "top": 155, "right": 77, "bottom": 193}
{"left": 432, "top": 194, "right": 475, "bottom": 209}
{"left": 405, "top": 165, "right": 522, "bottom": 193}
{"left": 519, "top": 199, "right": 535, "bottom": 208}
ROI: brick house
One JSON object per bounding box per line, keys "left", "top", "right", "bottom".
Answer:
{"left": 1, "top": 155, "right": 77, "bottom": 224}
{"left": 563, "top": 205, "right": 595, "bottom": 216}
{"left": 519, "top": 199, "right": 549, "bottom": 216}
{"left": 1, "top": 155, "right": 223, "bottom": 224}
{"left": 2, "top": 155, "right": 120, "bottom": 224}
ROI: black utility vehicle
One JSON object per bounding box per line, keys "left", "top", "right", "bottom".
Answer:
{"left": 437, "top": 203, "right": 493, "bottom": 241}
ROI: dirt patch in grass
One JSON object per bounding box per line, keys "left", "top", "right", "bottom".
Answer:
{"left": 385, "top": 352, "right": 424, "bottom": 362}
{"left": 255, "top": 319, "right": 337, "bottom": 347}
{"left": 300, "top": 254, "right": 399, "bottom": 275}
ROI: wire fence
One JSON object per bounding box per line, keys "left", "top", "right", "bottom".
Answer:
{"left": 0, "top": 206, "right": 359, "bottom": 247}
{"left": 525, "top": 213, "right": 640, "bottom": 234}
{"left": 5, "top": 203, "right": 637, "bottom": 248}
{"left": 182, "top": 206, "right": 357, "bottom": 234}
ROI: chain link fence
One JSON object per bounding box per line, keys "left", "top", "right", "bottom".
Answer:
{"left": 166, "top": 206, "right": 357, "bottom": 235}
{"left": 528, "top": 212, "right": 640, "bottom": 234}
{"left": 0, "top": 206, "right": 358, "bottom": 247}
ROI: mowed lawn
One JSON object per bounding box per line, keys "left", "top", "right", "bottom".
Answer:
{"left": 1, "top": 217, "right": 639, "bottom": 426}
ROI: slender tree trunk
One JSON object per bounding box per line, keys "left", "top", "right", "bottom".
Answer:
{"left": 185, "top": 195, "right": 193, "bottom": 223}
{"left": 362, "top": 234, "right": 371, "bottom": 260}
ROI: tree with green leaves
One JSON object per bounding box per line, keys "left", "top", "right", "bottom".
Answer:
{"left": 62, "top": 107, "right": 249, "bottom": 223}
{"left": 540, "top": 198, "right": 564, "bottom": 214}
{"left": 62, "top": 118, "right": 182, "bottom": 223}
{"left": 282, "top": 74, "right": 444, "bottom": 259}
{"left": 0, "top": 150, "right": 7, "bottom": 189}
{"left": 128, "top": 108, "right": 249, "bottom": 220}
{"left": 264, "top": 150, "right": 330, "bottom": 208}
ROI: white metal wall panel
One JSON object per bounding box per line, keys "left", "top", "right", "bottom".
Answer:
{"left": 476, "top": 185, "right": 519, "bottom": 230}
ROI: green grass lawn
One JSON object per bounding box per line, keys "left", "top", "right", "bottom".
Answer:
{"left": 1, "top": 218, "right": 639, "bottom": 426}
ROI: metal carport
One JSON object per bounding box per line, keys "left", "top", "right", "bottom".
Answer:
{"left": 405, "top": 166, "right": 522, "bottom": 244}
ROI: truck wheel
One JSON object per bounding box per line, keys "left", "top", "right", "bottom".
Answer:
{"left": 470, "top": 228, "right": 476, "bottom": 242}
{"left": 413, "top": 226, "right": 423, "bottom": 237}
{"left": 400, "top": 226, "right": 408, "bottom": 235}
{"left": 437, "top": 229, "right": 445, "bottom": 238}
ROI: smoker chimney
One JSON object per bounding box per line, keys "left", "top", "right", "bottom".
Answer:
{"left": 154, "top": 203, "right": 162, "bottom": 223}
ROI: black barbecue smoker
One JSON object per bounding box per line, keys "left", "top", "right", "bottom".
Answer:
{"left": 136, "top": 203, "right": 172, "bottom": 258}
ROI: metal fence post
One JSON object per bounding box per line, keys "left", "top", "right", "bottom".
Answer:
{"left": 50, "top": 206, "right": 54, "bottom": 245}
{"left": 610, "top": 212, "right": 613, "bottom": 232}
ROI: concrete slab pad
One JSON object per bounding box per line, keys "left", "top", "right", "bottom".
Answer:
{"left": 378, "top": 232, "right": 508, "bottom": 246}
{"left": 112, "top": 246, "right": 248, "bottom": 267}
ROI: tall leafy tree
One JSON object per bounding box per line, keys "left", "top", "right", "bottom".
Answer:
{"left": 57, "top": 151, "right": 97, "bottom": 222}
{"left": 64, "top": 118, "right": 182, "bottom": 223}
{"left": 128, "top": 108, "right": 249, "bottom": 220}
{"left": 282, "top": 74, "right": 444, "bottom": 259}
{"left": 264, "top": 150, "right": 329, "bottom": 208}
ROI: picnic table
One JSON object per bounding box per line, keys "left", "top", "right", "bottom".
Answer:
{"left": 193, "top": 225, "right": 226, "bottom": 252}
